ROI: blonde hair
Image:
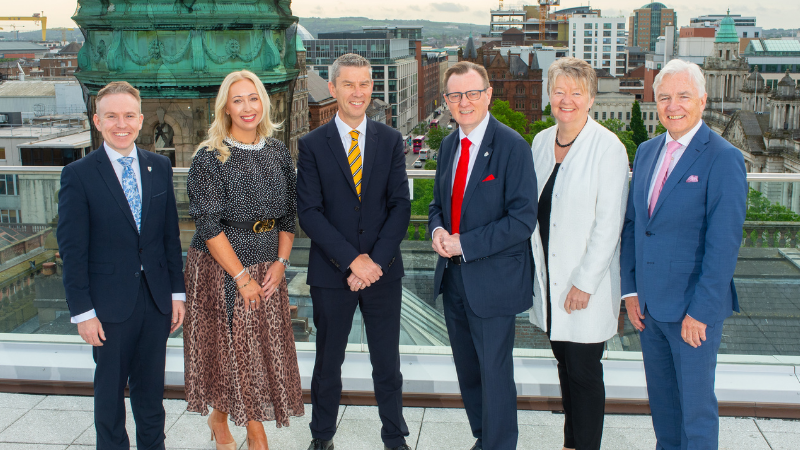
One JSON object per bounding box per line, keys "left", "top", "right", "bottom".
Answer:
{"left": 195, "top": 70, "right": 281, "bottom": 163}
{"left": 96, "top": 81, "right": 141, "bottom": 112}
{"left": 547, "top": 57, "right": 597, "bottom": 99}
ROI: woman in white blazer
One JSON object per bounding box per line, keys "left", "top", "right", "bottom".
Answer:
{"left": 529, "top": 58, "right": 629, "bottom": 450}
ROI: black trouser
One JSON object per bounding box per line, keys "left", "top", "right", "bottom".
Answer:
{"left": 309, "top": 279, "right": 409, "bottom": 448}
{"left": 443, "top": 263, "right": 518, "bottom": 450}
{"left": 93, "top": 274, "right": 171, "bottom": 450}
{"left": 549, "top": 340, "right": 606, "bottom": 450}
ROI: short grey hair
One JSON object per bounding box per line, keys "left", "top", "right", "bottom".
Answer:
{"left": 653, "top": 59, "right": 706, "bottom": 96}
{"left": 330, "top": 53, "right": 371, "bottom": 85}
{"left": 547, "top": 57, "right": 597, "bottom": 99}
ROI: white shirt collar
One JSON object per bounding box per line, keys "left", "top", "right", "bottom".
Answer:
{"left": 665, "top": 119, "right": 704, "bottom": 149}
{"left": 458, "top": 112, "right": 491, "bottom": 148}
{"left": 104, "top": 142, "right": 139, "bottom": 163}
{"left": 334, "top": 113, "right": 367, "bottom": 140}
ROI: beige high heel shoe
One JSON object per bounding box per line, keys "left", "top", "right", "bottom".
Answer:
{"left": 207, "top": 415, "right": 237, "bottom": 450}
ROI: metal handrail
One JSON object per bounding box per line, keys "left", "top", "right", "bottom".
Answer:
{"left": 0, "top": 166, "right": 798, "bottom": 183}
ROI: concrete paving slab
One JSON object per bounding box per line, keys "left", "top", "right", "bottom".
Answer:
{"left": 334, "top": 418, "right": 421, "bottom": 450}
{"left": 0, "top": 408, "right": 28, "bottom": 433}
{"left": 415, "top": 421, "right": 475, "bottom": 450}
{"left": 755, "top": 417, "right": 800, "bottom": 433}
{"left": 2, "top": 444, "right": 68, "bottom": 450}
{"left": 73, "top": 413, "right": 181, "bottom": 445}
{"left": 341, "top": 405, "right": 425, "bottom": 422}
{"left": 34, "top": 395, "right": 95, "bottom": 411}
{"left": 600, "top": 427, "right": 658, "bottom": 449}
{"left": 415, "top": 407, "right": 470, "bottom": 423}
{"left": 762, "top": 431, "right": 800, "bottom": 450}
{"left": 0, "top": 393, "right": 45, "bottom": 410}
{"left": 0, "top": 409, "right": 93, "bottom": 444}
{"left": 163, "top": 413, "right": 248, "bottom": 449}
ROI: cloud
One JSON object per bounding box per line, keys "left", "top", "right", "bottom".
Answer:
{"left": 431, "top": 3, "right": 470, "bottom": 13}
{"left": 408, "top": 5, "right": 421, "bottom": 11}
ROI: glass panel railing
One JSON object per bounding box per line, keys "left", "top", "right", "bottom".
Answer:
{"left": 1, "top": 168, "right": 798, "bottom": 362}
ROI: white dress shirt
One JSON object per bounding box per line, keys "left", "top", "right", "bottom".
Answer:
{"left": 71, "top": 144, "right": 185, "bottom": 324}
{"left": 622, "top": 119, "right": 705, "bottom": 302}
{"left": 433, "top": 112, "right": 492, "bottom": 261}
{"left": 334, "top": 112, "right": 367, "bottom": 159}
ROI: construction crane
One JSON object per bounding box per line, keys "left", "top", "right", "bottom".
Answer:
{"left": 538, "top": 0, "right": 560, "bottom": 42}
{"left": 60, "top": 28, "right": 75, "bottom": 43}
{"left": 0, "top": 14, "right": 47, "bottom": 40}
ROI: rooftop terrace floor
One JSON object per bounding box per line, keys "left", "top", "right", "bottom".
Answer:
{"left": 0, "top": 393, "right": 798, "bottom": 449}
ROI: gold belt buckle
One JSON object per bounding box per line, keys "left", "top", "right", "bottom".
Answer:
{"left": 252, "top": 219, "right": 275, "bottom": 233}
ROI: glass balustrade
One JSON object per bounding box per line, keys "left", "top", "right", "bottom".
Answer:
{"left": 1, "top": 168, "right": 799, "bottom": 363}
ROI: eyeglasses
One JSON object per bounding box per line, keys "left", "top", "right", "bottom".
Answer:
{"left": 443, "top": 89, "right": 487, "bottom": 103}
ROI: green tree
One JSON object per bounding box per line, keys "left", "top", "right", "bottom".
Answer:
{"left": 490, "top": 99, "right": 533, "bottom": 144}
{"left": 543, "top": 103, "right": 551, "bottom": 116}
{"left": 426, "top": 126, "right": 451, "bottom": 151}
{"left": 654, "top": 122, "right": 667, "bottom": 136}
{"left": 599, "top": 118, "right": 637, "bottom": 164}
{"left": 530, "top": 116, "right": 556, "bottom": 140}
{"left": 746, "top": 188, "right": 800, "bottom": 221}
{"left": 424, "top": 160, "right": 437, "bottom": 170}
{"left": 630, "top": 101, "right": 649, "bottom": 147}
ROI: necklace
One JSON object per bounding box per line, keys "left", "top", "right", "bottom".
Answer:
{"left": 554, "top": 118, "right": 588, "bottom": 148}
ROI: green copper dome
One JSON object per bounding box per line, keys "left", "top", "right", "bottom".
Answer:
{"left": 715, "top": 11, "right": 739, "bottom": 43}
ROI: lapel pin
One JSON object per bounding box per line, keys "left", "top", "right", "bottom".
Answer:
{"left": 147, "top": 166, "right": 152, "bottom": 172}
{"left": 484, "top": 152, "right": 489, "bottom": 157}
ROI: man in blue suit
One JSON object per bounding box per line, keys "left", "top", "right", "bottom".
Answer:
{"left": 428, "top": 61, "right": 538, "bottom": 450}
{"left": 297, "top": 53, "right": 412, "bottom": 450}
{"left": 620, "top": 59, "right": 747, "bottom": 450}
{"left": 58, "top": 81, "right": 186, "bottom": 450}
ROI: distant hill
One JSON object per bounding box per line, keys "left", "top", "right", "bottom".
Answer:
{"left": 299, "top": 17, "right": 488, "bottom": 46}
{"left": 0, "top": 28, "right": 84, "bottom": 43}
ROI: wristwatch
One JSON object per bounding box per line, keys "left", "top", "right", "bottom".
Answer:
{"left": 277, "top": 257, "right": 291, "bottom": 268}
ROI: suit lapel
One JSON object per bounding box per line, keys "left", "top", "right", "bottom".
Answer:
{"left": 641, "top": 134, "right": 666, "bottom": 212}
{"left": 96, "top": 146, "right": 138, "bottom": 232}
{"left": 326, "top": 120, "right": 359, "bottom": 197}
{"left": 460, "top": 117, "right": 496, "bottom": 214}
{"left": 441, "top": 132, "right": 458, "bottom": 229}
{"left": 138, "top": 147, "right": 152, "bottom": 231}
{"left": 649, "top": 125, "right": 710, "bottom": 220}
{"left": 361, "top": 119, "right": 377, "bottom": 194}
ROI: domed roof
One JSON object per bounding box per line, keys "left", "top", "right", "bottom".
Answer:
{"left": 296, "top": 24, "right": 315, "bottom": 41}
{"left": 715, "top": 11, "right": 739, "bottom": 43}
{"left": 778, "top": 70, "right": 795, "bottom": 87}
{"left": 747, "top": 67, "right": 764, "bottom": 81}
{"left": 640, "top": 2, "right": 667, "bottom": 10}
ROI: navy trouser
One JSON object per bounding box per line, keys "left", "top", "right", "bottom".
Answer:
{"left": 443, "top": 264, "right": 518, "bottom": 450}
{"left": 309, "top": 279, "right": 409, "bottom": 448}
{"left": 93, "top": 275, "right": 171, "bottom": 450}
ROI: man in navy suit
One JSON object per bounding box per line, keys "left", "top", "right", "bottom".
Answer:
{"left": 58, "top": 81, "right": 186, "bottom": 450}
{"left": 428, "top": 61, "right": 538, "bottom": 450}
{"left": 296, "top": 53, "right": 412, "bottom": 450}
{"left": 620, "top": 59, "right": 747, "bottom": 450}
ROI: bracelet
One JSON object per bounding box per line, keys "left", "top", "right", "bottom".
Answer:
{"left": 233, "top": 268, "right": 247, "bottom": 281}
{"left": 237, "top": 278, "right": 252, "bottom": 290}
{"left": 277, "top": 257, "right": 291, "bottom": 268}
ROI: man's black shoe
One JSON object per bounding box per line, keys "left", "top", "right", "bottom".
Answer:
{"left": 384, "top": 444, "right": 412, "bottom": 450}
{"left": 469, "top": 441, "right": 482, "bottom": 450}
{"left": 308, "top": 438, "right": 334, "bottom": 450}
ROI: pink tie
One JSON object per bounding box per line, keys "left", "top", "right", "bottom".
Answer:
{"left": 649, "top": 140, "right": 682, "bottom": 217}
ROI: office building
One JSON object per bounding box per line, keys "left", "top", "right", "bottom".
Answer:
{"left": 569, "top": 16, "right": 628, "bottom": 76}
{"left": 629, "top": 3, "right": 677, "bottom": 52}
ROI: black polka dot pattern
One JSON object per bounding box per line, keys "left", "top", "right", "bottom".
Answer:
{"left": 187, "top": 136, "right": 297, "bottom": 325}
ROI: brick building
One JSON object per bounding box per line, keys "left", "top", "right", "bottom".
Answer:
{"left": 416, "top": 41, "right": 447, "bottom": 124}
{"left": 460, "top": 38, "right": 544, "bottom": 126}
{"left": 307, "top": 71, "right": 337, "bottom": 131}
{"left": 38, "top": 56, "right": 78, "bottom": 78}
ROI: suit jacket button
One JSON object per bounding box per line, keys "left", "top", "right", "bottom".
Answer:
{"left": 645, "top": 231, "right": 652, "bottom": 236}
{"left": 134, "top": 272, "right": 140, "bottom": 278}
{"left": 139, "top": 248, "right": 143, "bottom": 253}
{"left": 359, "top": 229, "right": 364, "bottom": 234}
{"left": 354, "top": 206, "right": 360, "bottom": 212}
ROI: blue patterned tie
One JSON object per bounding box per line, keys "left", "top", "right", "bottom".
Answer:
{"left": 117, "top": 157, "right": 141, "bottom": 232}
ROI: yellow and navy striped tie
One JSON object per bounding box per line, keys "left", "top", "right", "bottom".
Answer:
{"left": 348, "top": 130, "right": 362, "bottom": 201}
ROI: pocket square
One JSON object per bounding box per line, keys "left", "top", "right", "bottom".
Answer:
{"left": 482, "top": 174, "right": 495, "bottom": 182}
{"left": 686, "top": 175, "right": 699, "bottom": 183}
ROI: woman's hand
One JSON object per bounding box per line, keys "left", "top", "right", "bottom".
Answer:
{"left": 261, "top": 261, "right": 286, "bottom": 300}
{"left": 564, "top": 285, "right": 590, "bottom": 314}
{"left": 237, "top": 273, "right": 264, "bottom": 312}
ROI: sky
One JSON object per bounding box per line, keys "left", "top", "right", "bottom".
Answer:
{"left": 5, "top": 1, "right": 799, "bottom": 32}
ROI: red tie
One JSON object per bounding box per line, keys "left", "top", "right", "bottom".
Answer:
{"left": 451, "top": 137, "right": 471, "bottom": 234}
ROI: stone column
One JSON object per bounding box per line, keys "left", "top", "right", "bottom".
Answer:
{"left": 793, "top": 182, "right": 800, "bottom": 214}
{"left": 783, "top": 181, "right": 791, "bottom": 208}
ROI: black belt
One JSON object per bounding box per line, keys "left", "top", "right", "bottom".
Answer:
{"left": 220, "top": 218, "right": 276, "bottom": 233}
{"left": 449, "top": 256, "right": 462, "bottom": 265}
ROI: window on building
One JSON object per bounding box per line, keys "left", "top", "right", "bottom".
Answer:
{"left": 532, "top": 100, "right": 539, "bottom": 109}
{"left": 585, "top": 23, "right": 593, "bottom": 29}
{"left": 603, "top": 30, "right": 611, "bottom": 37}
{"left": 584, "top": 53, "right": 592, "bottom": 60}
{"left": 603, "top": 45, "right": 611, "bottom": 52}
{"left": 602, "top": 112, "right": 607, "bottom": 120}
{"left": 627, "top": 111, "right": 631, "bottom": 120}
{"left": 374, "top": 81, "right": 385, "bottom": 91}
{"left": 649, "top": 112, "right": 653, "bottom": 120}
{"left": 643, "top": 112, "right": 646, "bottom": 120}
{"left": 610, "top": 112, "right": 615, "bottom": 119}
{"left": 649, "top": 125, "right": 653, "bottom": 133}
{"left": 372, "top": 67, "right": 385, "bottom": 79}
{"left": 617, "top": 68, "right": 626, "bottom": 74}
{"left": 755, "top": 32, "right": 760, "bottom": 37}
{"left": 742, "top": 32, "right": 747, "bottom": 38}
{"left": 0, "top": 175, "right": 18, "bottom": 196}
{"left": 515, "top": 100, "right": 524, "bottom": 109}
{"left": 584, "top": 31, "right": 592, "bottom": 37}
{"left": 584, "top": 38, "right": 592, "bottom": 44}
{"left": 594, "top": 111, "right": 599, "bottom": 119}
{"left": 516, "top": 86, "right": 525, "bottom": 95}
{"left": 617, "top": 23, "right": 625, "bottom": 29}
{"left": 617, "top": 46, "right": 625, "bottom": 52}
{"left": 0, "top": 209, "right": 19, "bottom": 224}
{"left": 0, "top": 147, "right": 5, "bottom": 159}
{"left": 603, "top": 53, "right": 611, "bottom": 60}
{"left": 573, "top": 38, "right": 576, "bottom": 44}
{"left": 604, "top": 23, "right": 612, "bottom": 29}
{"left": 573, "top": 23, "right": 576, "bottom": 29}
{"left": 388, "top": 66, "right": 397, "bottom": 79}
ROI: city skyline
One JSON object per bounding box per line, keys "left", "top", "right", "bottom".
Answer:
{"left": 6, "top": 1, "right": 799, "bottom": 34}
